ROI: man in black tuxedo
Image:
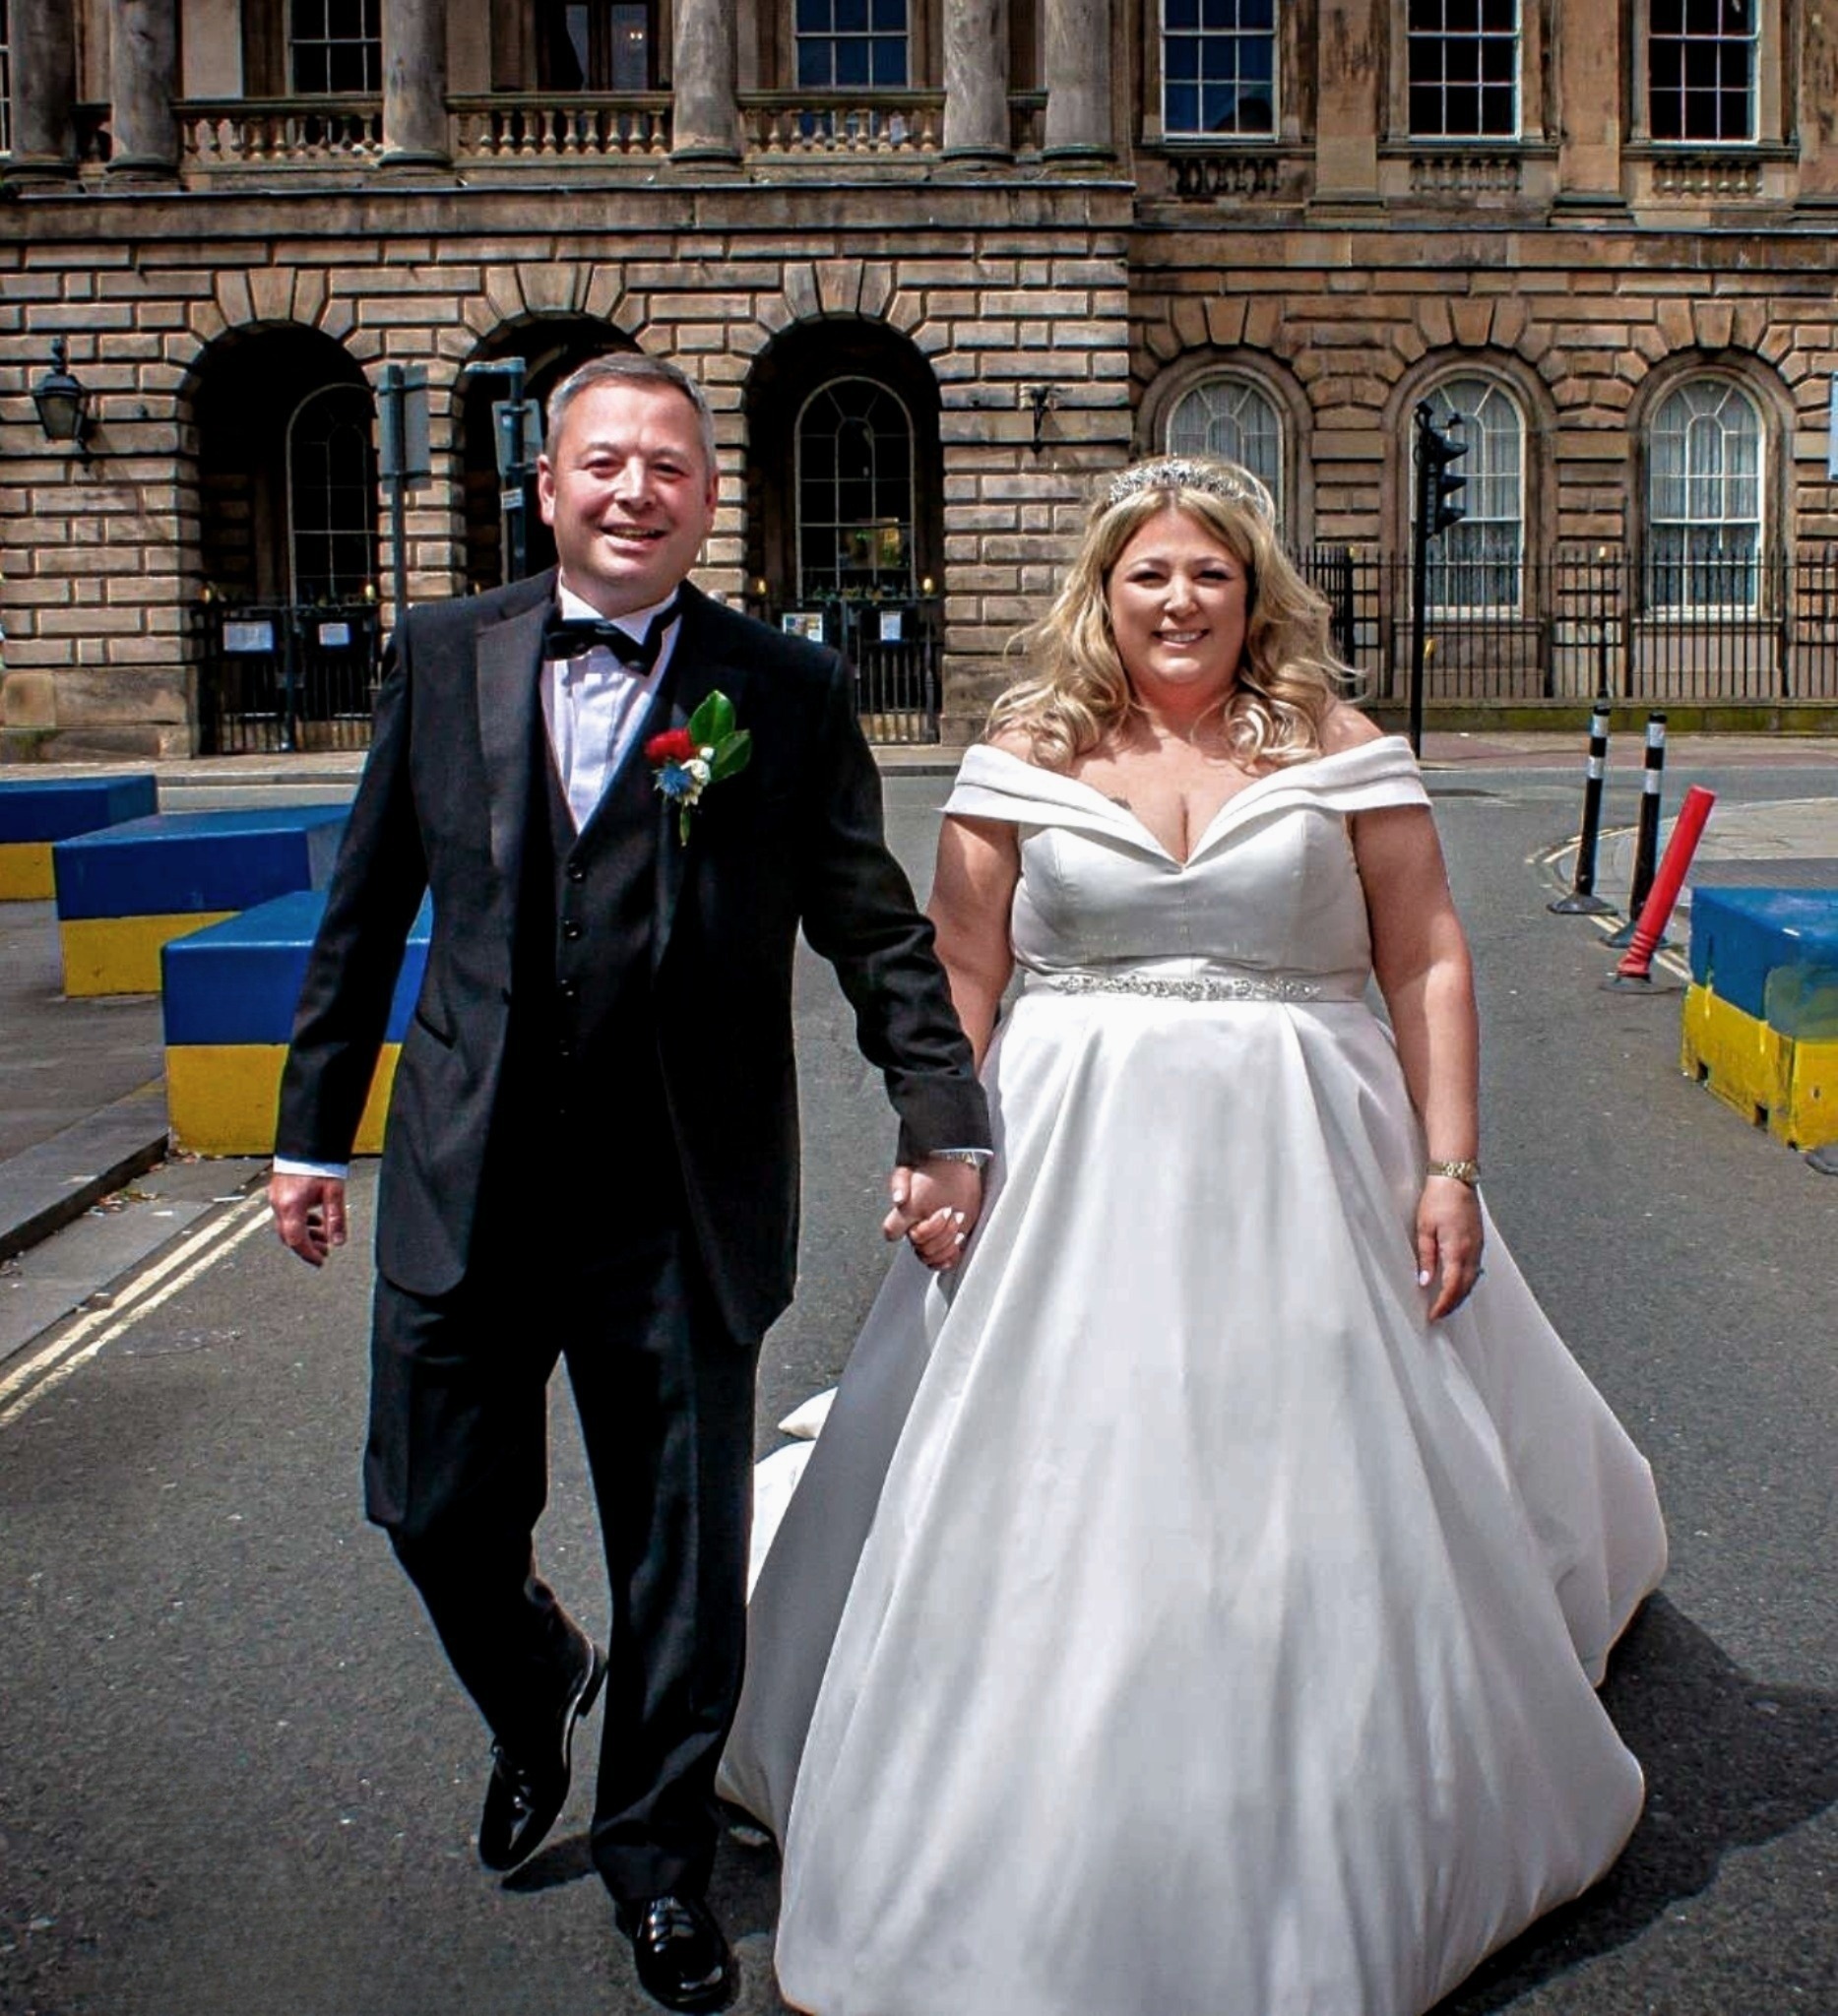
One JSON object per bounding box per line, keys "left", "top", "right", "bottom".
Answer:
{"left": 268, "top": 353, "right": 988, "bottom": 2012}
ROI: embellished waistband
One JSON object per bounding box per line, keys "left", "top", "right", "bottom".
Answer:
{"left": 1024, "top": 968, "right": 1363, "bottom": 1005}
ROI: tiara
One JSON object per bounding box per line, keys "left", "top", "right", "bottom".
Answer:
{"left": 1105, "top": 459, "right": 1274, "bottom": 518}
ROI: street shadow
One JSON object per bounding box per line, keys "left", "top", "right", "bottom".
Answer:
{"left": 1431, "top": 1592, "right": 1838, "bottom": 2011}
{"left": 501, "top": 1832, "right": 597, "bottom": 1893}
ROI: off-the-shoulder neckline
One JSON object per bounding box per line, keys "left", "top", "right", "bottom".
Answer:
{"left": 957, "top": 737, "right": 1421, "bottom": 868}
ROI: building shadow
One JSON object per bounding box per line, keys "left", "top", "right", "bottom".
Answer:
{"left": 1433, "top": 1592, "right": 1838, "bottom": 2011}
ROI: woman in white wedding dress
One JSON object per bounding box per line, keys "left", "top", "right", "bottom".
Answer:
{"left": 721, "top": 458, "right": 1667, "bottom": 2016}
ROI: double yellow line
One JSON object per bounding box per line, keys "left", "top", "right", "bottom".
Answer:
{"left": 0, "top": 1192, "right": 273, "bottom": 1429}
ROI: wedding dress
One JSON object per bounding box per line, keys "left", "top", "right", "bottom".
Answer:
{"left": 721, "top": 736, "right": 1667, "bottom": 2016}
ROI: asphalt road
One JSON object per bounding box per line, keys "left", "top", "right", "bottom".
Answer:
{"left": 1, "top": 769, "right": 1833, "bottom": 2016}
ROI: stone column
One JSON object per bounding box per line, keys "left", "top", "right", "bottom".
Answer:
{"left": 1311, "top": 0, "right": 1381, "bottom": 211}
{"left": 942, "top": 0, "right": 1010, "bottom": 163}
{"left": 4, "top": 0, "right": 79, "bottom": 182}
{"left": 671, "top": 0, "right": 740, "bottom": 162}
{"left": 107, "top": 0, "right": 180, "bottom": 178}
{"left": 1553, "top": 0, "right": 1624, "bottom": 209}
{"left": 1043, "top": 0, "right": 1111, "bottom": 160}
{"left": 381, "top": 0, "right": 450, "bottom": 166}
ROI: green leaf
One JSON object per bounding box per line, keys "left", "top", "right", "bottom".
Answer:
{"left": 686, "top": 690, "right": 735, "bottom": 747}
{"left": 710, "top": 728, "right": 752, "bottom": 782}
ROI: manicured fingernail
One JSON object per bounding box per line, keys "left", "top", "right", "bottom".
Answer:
{"left": 952, "top": 1212, "right": 966, "bottom": 1227}
{"left": 954, "top": 1231, "right": 968, "bottom": 1245}
{"left": 1418, "top": 1269, "right": 1432, "bottom": 1287}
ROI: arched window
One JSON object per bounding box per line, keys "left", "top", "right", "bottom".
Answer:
{"left": 1647, "top": 379, "right": 1762, "bottom": 610}
{"left": 1164, "top": 377, "right": 1284, "bottom": 516}
{"left": 795, "top": 378, "right": 916, "bottom": 602}
{"left": 286, "top": 384, "right": 377, "bottom": 601}
{"left": 1424, "top": 376, "right": 1523, "bottom": 611}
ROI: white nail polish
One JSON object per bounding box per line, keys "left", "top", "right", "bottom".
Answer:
{"left": 1417, "top": 1269, "right": 1432, "bottom": 1288}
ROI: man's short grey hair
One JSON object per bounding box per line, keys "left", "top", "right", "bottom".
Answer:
{"left": 543, "top": 352, "right": 719, "bottom": 474}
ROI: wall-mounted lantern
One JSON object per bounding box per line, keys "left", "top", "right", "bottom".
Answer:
{"left": 32, "top": 337, "right": 93, "bottom": 460}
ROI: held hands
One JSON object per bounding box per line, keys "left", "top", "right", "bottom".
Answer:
{"left": 269, "top": 1170, "right": 348, "bottom": 1269}
{"left": 1416, "top": 1174, "right": 1483, "bottom": 1320}
{"left": 883, "top": 1157, "right": 983, "bottom": 1272}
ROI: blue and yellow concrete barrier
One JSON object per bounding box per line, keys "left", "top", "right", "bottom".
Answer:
{"left": 1683, "top": 887, "right": 1838, "bottom": 1152}
{"left": 52, "top": 805, "right": 348, "bottom": 996}
{"left": 0, "top": 775, "right": 158, "bottom": 900}
{"left": 161, "top": 890, "right": 431, "bottom": 1156}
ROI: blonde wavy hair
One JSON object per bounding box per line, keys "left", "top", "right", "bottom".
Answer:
{"left": 988, "top": 458, "right": 1354, "bottom": 770}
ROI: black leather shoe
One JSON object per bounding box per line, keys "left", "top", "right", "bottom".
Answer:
{"left": 477, "top": 1632, "right": 607, "bottom": 1872}
{"left": 616, "top": 1893, "right": 735, "bottom": 2013}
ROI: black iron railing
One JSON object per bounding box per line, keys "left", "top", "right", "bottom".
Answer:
{"left": 193, "top": 599, "right": 383, "bottom": 755}
{"left": 1296, "top": 545, "right": 1838, "bottom": 705}
{"left": 747, "top": 595, "right": 943, "bottom": 746}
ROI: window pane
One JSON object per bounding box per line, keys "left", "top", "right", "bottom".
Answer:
{"left": 1162, "top": 1, "right": 1280, "bottom": 138}
{"left": 1647, "top": 381, "right": 1763, "bottom": 610}
{"left": 1407, "top": 0, "right": 1519, "bottom": 137}
{"left": 1165, "top": 378, "right": 1284, "bottom": 516}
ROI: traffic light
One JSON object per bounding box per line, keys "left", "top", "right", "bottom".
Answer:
{"left": 1415, "top": 407, "right": 1467, "bottom": 540}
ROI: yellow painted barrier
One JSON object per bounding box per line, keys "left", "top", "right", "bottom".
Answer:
{"left": 0, "top": 841, "right": 55, "bottom": 901}
{"left": 60, "top": 912, "right": 238, "bottom": 997}
{"left": 1681, "top": 982, "right": 1838, "bottom": 1151}
{"left": 165, "top": 1042, "right": 403, "bottom": 1157}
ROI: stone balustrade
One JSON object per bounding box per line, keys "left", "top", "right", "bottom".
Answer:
{"left": 739, "top": 92, "right": 946, "bottom": 158}
{"left": 179, "top": 97, "right": 384, "bottom": 168}
{"left": 450, "top": 95, "right": 671, "bottom": 162}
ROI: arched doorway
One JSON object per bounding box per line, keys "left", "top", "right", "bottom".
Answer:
{"left": 460, "top": 316, "right": 636, "bottom": 591}
{"left": 744, "top": 319, "right": 944, "bottom": 741}
{"left": 189, "top": 326, "right": 381, "bottom": 752}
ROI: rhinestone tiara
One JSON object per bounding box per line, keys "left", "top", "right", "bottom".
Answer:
{"left": 1105, "top": 458, "right": 1275, "bottom": 518}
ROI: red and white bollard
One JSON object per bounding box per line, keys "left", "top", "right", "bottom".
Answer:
{"left": 1604, "top": 784, "right": 1716, "bottom": 990}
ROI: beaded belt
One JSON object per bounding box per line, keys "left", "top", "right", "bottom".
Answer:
{"left": 1027, "top": 969, "right": 1355, "bottom": 1004}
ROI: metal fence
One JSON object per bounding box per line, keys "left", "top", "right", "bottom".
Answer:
{"left": 193, "top": 600, "right": 383, "bottom": 755}
{"left": 746, "top": 595, "right": 943, "bottom": 745}
{"left": 1297, "top": 545, "right": 1838, "bottom": 705}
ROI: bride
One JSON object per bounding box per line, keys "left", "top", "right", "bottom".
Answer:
{"left": 721, "top": 457, "right": 1667, "bottom": 2016}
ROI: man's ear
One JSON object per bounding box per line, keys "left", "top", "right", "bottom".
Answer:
{"left": 536, "top": 455, "right": 557, "bottom": 528}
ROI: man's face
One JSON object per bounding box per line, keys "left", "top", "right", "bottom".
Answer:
{"left": 537, "top": 380, "right": 718, "bottom": 615}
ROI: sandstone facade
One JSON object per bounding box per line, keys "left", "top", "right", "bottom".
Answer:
{"left": 3, "top": 0, "right": 1836, "bottom": 754}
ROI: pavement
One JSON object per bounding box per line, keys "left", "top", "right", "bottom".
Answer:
{"left": 1, "top": 732, "right": 1834, "bottom": 1369}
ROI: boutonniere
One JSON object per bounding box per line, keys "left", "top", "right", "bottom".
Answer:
{"left": 646, "top": 690, "right": 752, "bottom": 843}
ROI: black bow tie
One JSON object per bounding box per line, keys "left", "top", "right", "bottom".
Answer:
{"left": 542, "top": 598, "right": 680, "bottom": 673}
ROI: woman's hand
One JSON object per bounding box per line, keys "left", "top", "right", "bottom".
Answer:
{"left": 883, "top": 1158, "right": 983, "bottom": 1271}
{"left": 1416, "top": 1174, "right": 1484, "bottom": 1320}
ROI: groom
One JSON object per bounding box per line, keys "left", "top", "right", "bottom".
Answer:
{"left": 267, "top": 353, "right": 987, "bottom": 2012}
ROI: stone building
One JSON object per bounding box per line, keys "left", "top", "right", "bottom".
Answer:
{"left": 3, "top": 0, "right": 1837, "bottom": 758}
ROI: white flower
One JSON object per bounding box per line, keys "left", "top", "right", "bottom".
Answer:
{"left": 685, "top": 756, "right": 713, "bottom": 788}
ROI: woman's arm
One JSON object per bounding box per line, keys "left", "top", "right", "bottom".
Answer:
{"left": 1353, "top": 800, "right": 1485, "bottom": 1320}
{"left": 926, "top": 810, "right": 1021, "bottom": 1072}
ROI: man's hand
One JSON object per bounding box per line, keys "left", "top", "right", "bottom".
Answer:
{"left": 882, "top": 1157, "right": 983, "bottom": 1272}
{"left": 269, "top": 1171, "right": 349, "bottom": 1269}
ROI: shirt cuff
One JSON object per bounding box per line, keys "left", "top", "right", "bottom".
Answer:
{"left": 272, "top": 1157, "right": 350, "bottom": 1181}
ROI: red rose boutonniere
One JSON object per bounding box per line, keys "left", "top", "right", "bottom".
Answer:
{"left": 645, "top": 691, "right": 752, "bottom": 843}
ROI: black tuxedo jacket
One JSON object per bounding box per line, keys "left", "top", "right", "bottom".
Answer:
{"left": 275, "top": 571, "right": 989, "bottom": 1342}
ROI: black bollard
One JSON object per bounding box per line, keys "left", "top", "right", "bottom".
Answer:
{"left": 1550, "top": 702, "right": 1616, "bottom": 915}
{"left": 1607, "top": 713, "right": 1667, "bottom": 949}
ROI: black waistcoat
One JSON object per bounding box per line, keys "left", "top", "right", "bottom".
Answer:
{"left": 492, "top": 686, "right": 682, "bottom": 1224}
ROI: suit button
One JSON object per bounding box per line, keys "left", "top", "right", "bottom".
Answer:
{"left": 558, "top": 980, "right": 579, "bottom": 1001}
{"left": 561, "top": 919, "right": 584, "bottom": 943}
{"left": 556, "top": 1040, "right": 572, "bottom": 1061}
{"left": 566, "top": 862, "right": 586, "bottom": 884}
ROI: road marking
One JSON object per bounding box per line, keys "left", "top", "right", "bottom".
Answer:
{"left": 0, "top": 1194, "right": 272, "bottom": 1429}
{"left": 1531, "top": 833, "right": 1693, "bottom": 983}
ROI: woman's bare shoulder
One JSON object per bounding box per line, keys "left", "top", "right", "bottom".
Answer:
{"left": 1317, "top": 703, "right": 1388, "bottom": 755}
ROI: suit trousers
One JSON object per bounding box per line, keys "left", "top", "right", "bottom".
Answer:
{"left": 363, "top": 1197, "right": 759, "bottom": 1905}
